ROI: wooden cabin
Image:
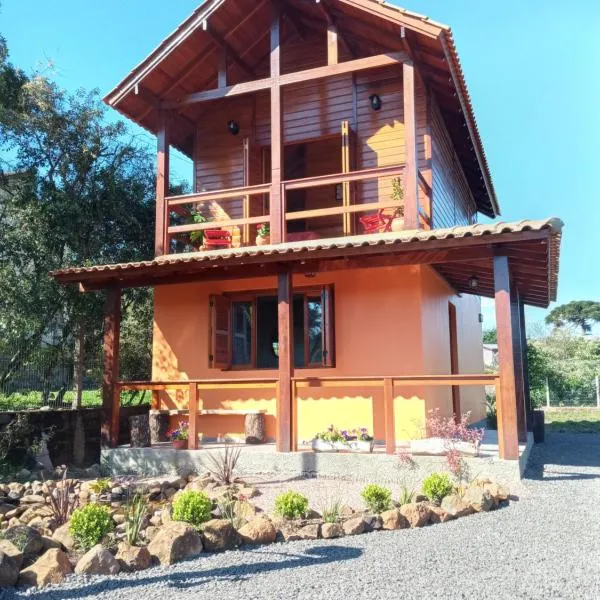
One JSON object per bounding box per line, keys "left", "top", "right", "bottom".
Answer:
{"left": 53, "top": 0, "right": 562, "bottom": 461}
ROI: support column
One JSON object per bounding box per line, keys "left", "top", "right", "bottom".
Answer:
{"left": 277, "top": 270, "right": 293, "bottom": 451}
{"left": 511, "top": 289, "right": 527, "bottom": 442}
{"left": 383, "top": 378, "right": 395, "bottom": 455}
{"left": 493, "top": 256, "right": 519, "bottom": 460}
{"left": 519, "top": 299, "right": 533, "bottom": 430}
{"left": 269, "top": 3, "right": 284, "bottom": 244}
{"left": 327, "top": 23, "right": 339, "bottom": 65}
{"left": 155, "top": 110, "right": 170, "bottom": 257}
{"left": 403, "top": 60, "right": 419, "bottom": 230}
{"left": 101, "top": 288, "right": 121, "bottom": 448}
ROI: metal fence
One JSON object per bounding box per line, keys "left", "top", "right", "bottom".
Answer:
{"left": 534, "top": 376, "right": 600, "bottom": 408}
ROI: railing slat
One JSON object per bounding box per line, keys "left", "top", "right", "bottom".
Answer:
{"left": 168, "top": 214, "right": 269, "bottom": 235}
{"left": 167, "top": 183, "right": 271, "bottom": 206}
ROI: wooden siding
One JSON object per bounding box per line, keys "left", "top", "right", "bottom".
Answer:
{"left": 430, "top": 98, "right": 476, "bottom": 228}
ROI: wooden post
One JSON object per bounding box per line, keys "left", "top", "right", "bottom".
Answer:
{"left": 402, "top": 60, "right": 419, "bottom": 230}
{"left": 188, "top": 382, "right": 198, "bottom": 450}
{"left": 493, "top": 256, "right": 519, "bottom": 460}
{"left": 519, "top": 298, "right": 532, "bottom": 430}
{"left": 155, "top": 110, "right": 170, "bottom": 256}
{"left": 511, "top": 289, "right": 527, "bottom": 442}
{"left": 218, "top": 49, "right": 227, "bottom": 88}
{"left": 276, "top": 270, "right": 293, "bottom": 451}
{"left": 327, "top": 23, "right": 339, "bottom": 65}
{"left": 269, "top": 2, "right": 284, "bottom": 244}
{"left": 383, "top": 378, "right": 395, "bottom": 455}
{"left": 101, "top": 288, "right": 121, "bottom": 448}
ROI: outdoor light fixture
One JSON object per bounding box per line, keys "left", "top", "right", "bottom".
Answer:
{"left": 227, "top": 120, "right": 240, "bottom": 135}
{"left": 468, "top": 276, "right": 479, "bottom": 290}
{"left": 369, "top": 94, "right": 382, "bottom": 111}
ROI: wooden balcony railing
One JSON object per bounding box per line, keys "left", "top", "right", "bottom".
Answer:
{"left": 118, "top": 373, "right": 500, "bottom": 455}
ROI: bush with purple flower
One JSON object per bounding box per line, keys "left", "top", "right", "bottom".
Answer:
{"left": 167, "top": 421, "right": 189, "bottom": 442}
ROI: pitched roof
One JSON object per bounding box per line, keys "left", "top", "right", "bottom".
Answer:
{"left": 102, "top": 0, "right": 499, "bottom": 217}
{"left": 52, "top": 218, "right": 563, "bottom": 308}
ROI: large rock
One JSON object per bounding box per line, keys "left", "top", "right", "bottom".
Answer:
{"left": 429, "top": 505, "right": 455, "bottom": 524}
{"left": 321, "top": 522, "right": 344, "bottom": 539}
{"left": 238, "top": 517, "right": 277, "bottom": 545}
{"left": 147, "top": 522, "right": 203, "bottom": 565}
{"left": 0, "top": 540, "right": 23, "bottom": 569}
{"left": 440, "top": 494, "right": 474, "bottom": 518}
{"left": 3, "top": 525, "right": 43, "bottom": 555}
{"left": 75, "top": 544, "right": 120, "bottom": 576}
{"left": 201, "top": 519, "right": 241, "bottom": 552}
{"left": 399, "top": 502, "right": 431, "bottom": 528}
{"left": 18, "top": 549, "right": 72, "bottom": 588}
{"left": 483, "top": 482, "right": 510, "bottom": 506}
{"left": 380, "top": 509, "right": 408, "bottom": 530}
{"left": 463, "top": 487, "right": 494, "bottom": 512}
{"left": 342, "top": 516, "right": 366, "bottom": 536}
{"left": 52, "top": 523, "right": 76, "bottom": 551}
{"left": 0, "top": 551, "right": 19, "bottom": 587}
{"left": 115, "top": 543, "right": 152, "bottom": 572}
{"left": 278, "top": 523, "right": 320, "bottom": 542}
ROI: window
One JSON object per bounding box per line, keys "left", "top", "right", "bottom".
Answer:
{"left": 209, "top": 286, "right": 334, "bottom": 370}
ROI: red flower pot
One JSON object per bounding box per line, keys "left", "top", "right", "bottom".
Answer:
{"left": 172, "top": 439, "right": 187, "bottom": 450}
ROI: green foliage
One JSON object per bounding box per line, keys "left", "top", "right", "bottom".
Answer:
{"left": 216, "top": 492, "right": 245, "bottom": 530}
{"left": 483, "top": 328, "right": 497, "bottom": 344}
{"left": 124, "top": 493, "right": 148, "bottom": 546}
{"left": 360, "top": 484, "right": 392, "bottom": 514}
{"left": 69, "top": 503, "right": 114, "bottom": 551}
{"left": 89, "top": 478, "right": 112, "bottom": 495}
{"left": 172, "top": 491, "right": 213, "bottom": 528}
{"left": 486, "top": 393, "right": 497, "bottom": 429}
{"left": 422, "top": 473, "right": 454, "bottom": 504}
{"left": 274, "top": 491, "right": 309, "bottom": 519}
{"left": 315, "top": 426, "right": 346, "bottom": 443}
{"left": 546, "top": 301, "right": 600, "bottom": 335}
{"left": 320, "top": 497, "right": 343, "bottom": 523}
{"left": 398, "top": 486, "right": 415, "bottom": 507}
{"left": 189, "top": 212, "right": 208, "bottom": 246}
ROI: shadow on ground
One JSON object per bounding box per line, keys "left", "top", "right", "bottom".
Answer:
{"left": 19, "top": 545, "right": 363, "bottom": 600}
{"left": 524, "top": 432, "right": 600, "bottom": 481}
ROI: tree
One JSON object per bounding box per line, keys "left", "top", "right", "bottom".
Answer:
{"left": 546, "top": 301, "right": 600, "bottom": 335}
{"left": 482, "top": 328, "right": 497, "bottom": 344}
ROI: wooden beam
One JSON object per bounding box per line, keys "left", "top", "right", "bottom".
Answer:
{"left": 218, "top": 49, "right": 227, "bottom": 88}
{"left": 101, "top": 288, "right": 121, "bottom": 449}
{"left": 327, "top": 23, "right": 339, "bottom": 65}
{"left": 316, "top": 0, "right": 354, "bottom": 59}
{"left": 493, "top": 256, "right": 519, "bottom": 460}
{"left": 163, "top": 52, "right": 409, "bottom": 108}
{"left": 403, "top": 60, "right": 419, "bottom": 230}
{"left": 277, "top": 270, "right": 293, "bottom": 452}
{"left": 155, "top": 111, "right": 170, "bottom": 257}
{"left": 276, "top": 0, "right": 308, "bottom": 40}
{"left": 188, "top": 383, "right": 199, "bottom": 449}
{"left": 270, "top": 1, "right": 284, "bottom": 244}
{"left": 205, "top": 28, "right": 254, "bottom": 78}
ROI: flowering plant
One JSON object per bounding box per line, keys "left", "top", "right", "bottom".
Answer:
{"left": 167, "top": 421, "right": 189, "bottom": 442}
{"left": 256, "top": 223, "right": 270, "bottom": 237}
{"left": 426, "top": 410, "right": 484, "bottom": 446}
{"left": 315, "top": 425, "right": 346, "bottom": 443}
{"left": 341, "top": 427, "right": 374, "bottom": 442}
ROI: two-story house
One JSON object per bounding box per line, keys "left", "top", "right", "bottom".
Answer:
{"left": 53, "top": 0, "right": 562, "bottom": 462}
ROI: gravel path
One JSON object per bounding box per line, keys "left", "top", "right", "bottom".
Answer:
{"left": 3, "top": 433, "right": 600, "bottom": 600}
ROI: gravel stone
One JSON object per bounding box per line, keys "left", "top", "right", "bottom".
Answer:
{"left": 3, "top": 433, "right": 600, "bottom": 599}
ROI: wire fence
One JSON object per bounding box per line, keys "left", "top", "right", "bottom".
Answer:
{"left": 533, "top": 376, "right": 600, "bottom": 408}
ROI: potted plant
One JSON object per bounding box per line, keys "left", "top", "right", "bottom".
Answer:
{"left": 256, "top": 223, "right": 270, "bottom": 246}
{"left": 390, "top": 178, "right": 405, "bottom": 232}
{"left": 167, "top": 421, "right": 189, "bottom": 450}
{"left": 311, "top": 425, "right": 348, "bottom": 452}
{"left": 189, "top": 211, "right": 208, "bottom": 250}
{"left": 342, "top": 427, "right": 375, "bottom": 453}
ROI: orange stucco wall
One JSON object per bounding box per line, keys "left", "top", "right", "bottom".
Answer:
{"left": 152, "top": 265, "right": 485, "bottom": 443}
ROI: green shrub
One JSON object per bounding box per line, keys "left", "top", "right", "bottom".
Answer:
{"left": 69, "top": 504, "right": 114, "bottom": 551}
{"left": 172, "top": 491, "right": 212, "bottom": 528}
{"left": 124, "top": 493, "right": 148, "bottom": 546}
{"left": 422, "top": 473, "right": 454, "bottom": 504}
{"left": 274, "top": 491, "right": 309, "bottom": 519}
{"left": 361, "top": 484, "right": 392, "bottom": 514}
{"left": 320, "top": 497, "right": 343, "bottom": 523}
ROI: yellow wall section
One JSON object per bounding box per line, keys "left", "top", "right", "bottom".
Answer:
{"left": 152, "top": 265, "right": 485, "bottom": 443}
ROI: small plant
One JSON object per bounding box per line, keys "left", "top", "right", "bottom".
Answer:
{"left": 89, "top": 477, "right": 112, "bottom": 495}
{"left": 172, "top": 490, "right": 212, "bottom": 528}
{"left": 320, "top": 497, "right": 343, "bottom": 523}
{"left": 486, "top": 393, "right": 497, "bottom": 429}
{"left": 44, "top": 470, "right": 78, "bottom": 526}
{"left": 426, "top": 410, "right": 484, "bottom": 447}
{"left": 69, "top": 503, "right": 114, "bottom": 551}
{"left": 341, "top": 427, "right": 374, "bottom": 442}
{"left": 124, "top": 493, "right": 148, "bottom": 546}
{"left": 398, "top": 485, "right": 415, "bottom": 507}
{"left": 274, "top": 491, "right": 309, "bottom": 520}
{"left": 189, "top": 211, "right": 208, "bottom": 246}
{"left": 167, "top": 421, "right": 189, "bottom": 442}
{"left": 422, "top": 473, "right": 454, "bottom": 504}
{"left": 256, "top": 223, "right": 270, "bottom": 238}
{"left": 391, "top": 177, "right": 404, "bottom": 218}
{"left": 361, "top": 484, "right": 392, "bottom": 514}
{"left": 315, "top": 425, "right": 346, "bottom": 444}
{"left": 204, "top": 443, "right": 241, "bottom": 485}
{"left": 216, "top": 492, "right": 245, "bottom": 530}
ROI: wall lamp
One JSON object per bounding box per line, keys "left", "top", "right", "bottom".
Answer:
{"left": 369, "top": 94, "right": 382, "bottom": 111}
{"left": 468, "top": 276, "right": 480, "bottom": 290}
{"left": 227, "top": 120, "right": 240, "bottom": 136}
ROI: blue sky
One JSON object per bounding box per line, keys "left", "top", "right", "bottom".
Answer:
{"left": 2, "top": 0, "right": 599, "bottom": 331}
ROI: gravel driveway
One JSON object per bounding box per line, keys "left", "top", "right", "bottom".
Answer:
{"left": 3, "top": 433, "right": 600, "bottom": 600}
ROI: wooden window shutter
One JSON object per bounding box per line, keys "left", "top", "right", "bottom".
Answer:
{"left": 209, "top": 295, "right": 232, "bottom": 370}
{"left": 321, "top": 285, "right": 335, "bottom": 367}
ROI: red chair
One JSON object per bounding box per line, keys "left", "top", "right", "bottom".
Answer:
{"left": 203, "top": 229, "right": 232, "bottom": 249}
{"left": 359, "top": 209, "right": 394, "bottom": 234}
